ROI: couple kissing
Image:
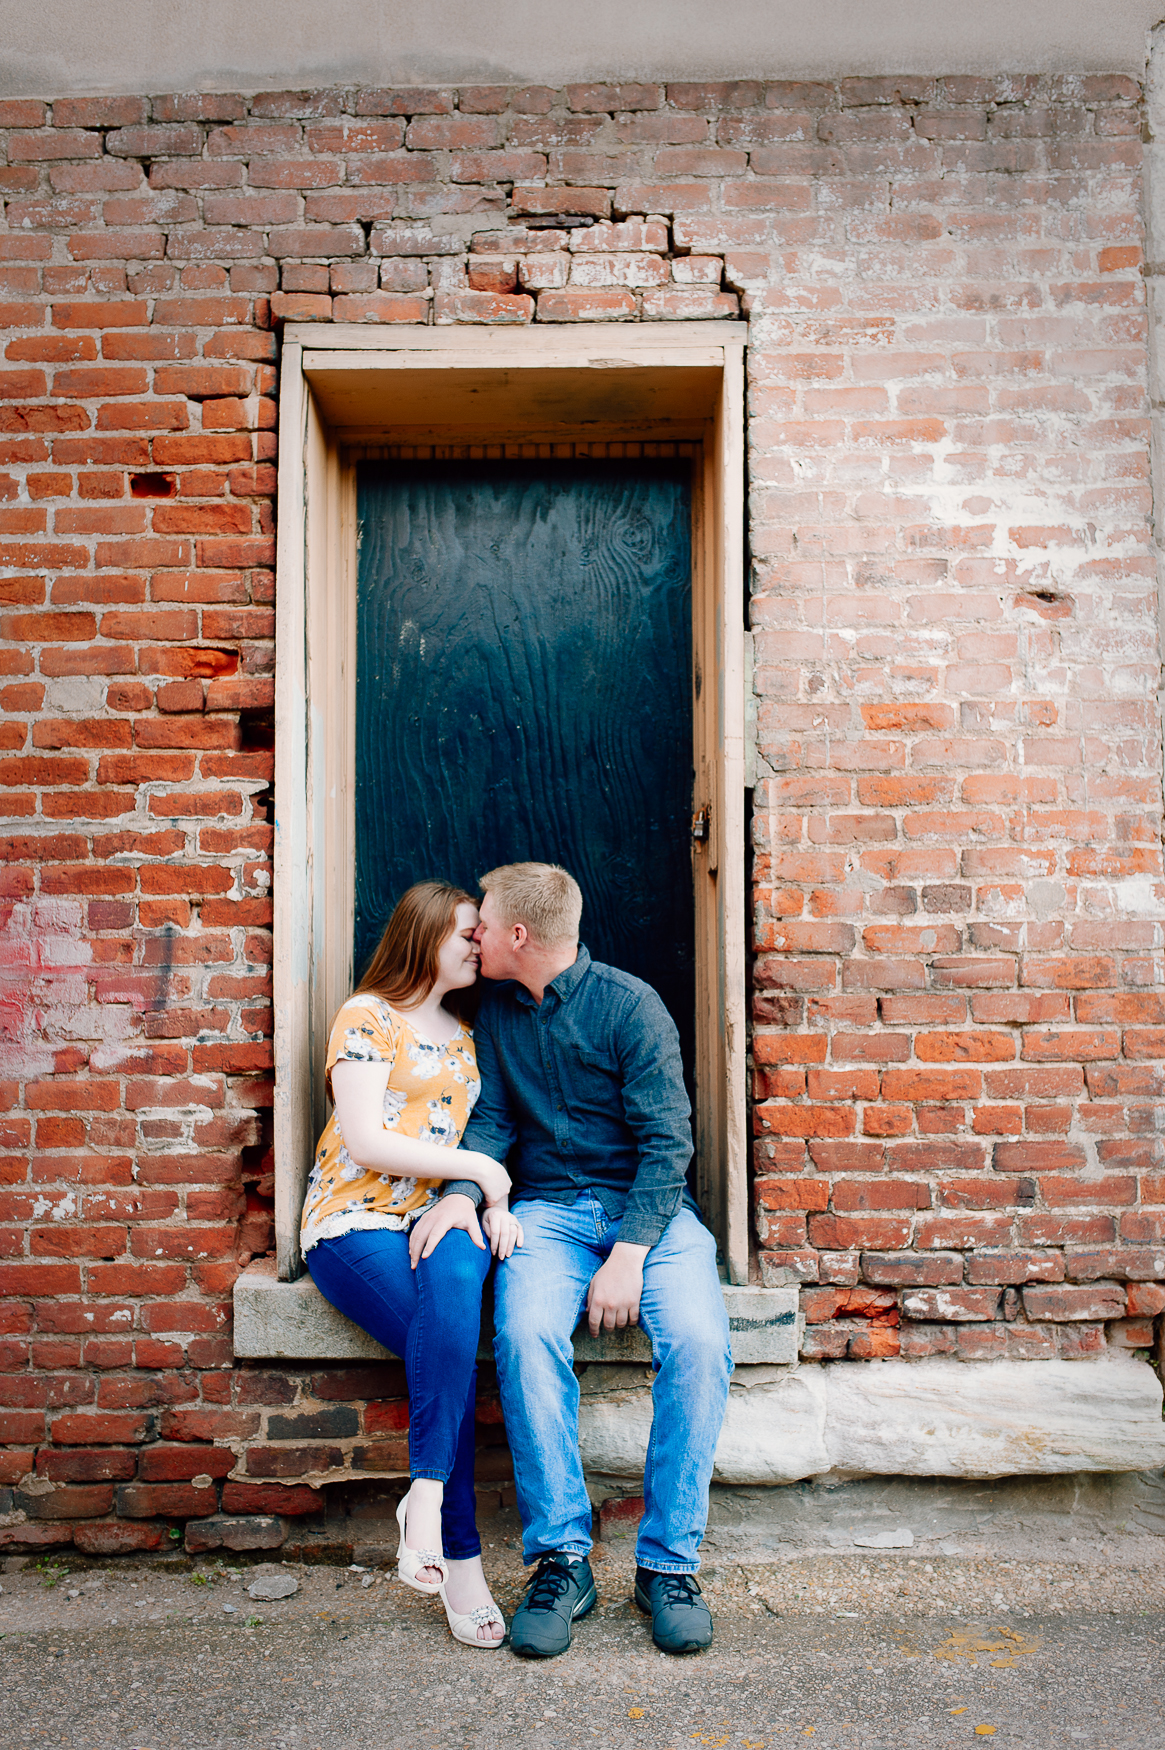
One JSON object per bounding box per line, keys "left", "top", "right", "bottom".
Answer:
{"left": 300, "top": 861, "right": 731, "bottom": 1657}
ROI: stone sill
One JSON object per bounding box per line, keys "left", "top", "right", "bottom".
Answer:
{"left": 232, "top": 1257, "right": 800, "bottom": 1366}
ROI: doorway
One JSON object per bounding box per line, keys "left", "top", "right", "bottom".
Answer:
{"left": 272, "top": 323, "right": 746, "bottom": 1283}
{"left": 353, "top": 458, "right": 696, "bottom": 1080}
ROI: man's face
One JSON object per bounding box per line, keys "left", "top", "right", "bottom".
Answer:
{"left": 473, "top": 890, "right": 520, "bottom": 982}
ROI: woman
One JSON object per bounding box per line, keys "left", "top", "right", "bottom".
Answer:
{"left": 301, "top": 881, "right": 521, "bottom": 1648}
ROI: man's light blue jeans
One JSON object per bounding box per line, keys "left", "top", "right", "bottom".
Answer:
{"left": 493, "top": 1190, "right": 731, "bottom": 1574}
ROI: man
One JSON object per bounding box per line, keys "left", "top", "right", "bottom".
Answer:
{"left": 409, "top": 862, "right": 731, "bottom": 1658}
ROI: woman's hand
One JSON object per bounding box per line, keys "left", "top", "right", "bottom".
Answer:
{"left": 481, "top": 1199, "right": 524, "bottom": 1262}
{"left": 408, "top": 1193, "right": 485, "bottom": 1267}
{"left": 464, "top": 1152, "right": 511, "bottom": 1206}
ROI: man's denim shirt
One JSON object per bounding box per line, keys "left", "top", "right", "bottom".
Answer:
{"left": 449, "top": 945, "right": 699, "bottom": 1250}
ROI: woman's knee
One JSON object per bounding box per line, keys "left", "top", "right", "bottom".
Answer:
{"left": 417, "top": 1229, "right": 490, "bottom": 1305}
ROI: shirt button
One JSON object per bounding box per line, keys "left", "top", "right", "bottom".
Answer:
{"left": 556, "top": 1103, "right": 563, "bottom": 1111}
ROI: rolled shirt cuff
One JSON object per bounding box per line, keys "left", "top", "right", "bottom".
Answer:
{"left": 442, "top": 1179, "right": 484, "bottom": 1209}
{"left": 612, "top": 1209, "right": 667, "bottom": 1249}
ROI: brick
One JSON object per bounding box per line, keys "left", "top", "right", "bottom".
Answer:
{"left": 831, "top": 1179, "right": 930, "bottom": 1211}
{"left": 34, "top": 1446, "right": 137, "bottom": 1481}
{"left": 160, "top": 1406, "right": 259, "bottom": 1441}
{"left": 535, "top": 288, "right": 637, "bottom": 321}
{"left": 310, "top": 1363, "right": 407, "bottom": 1400}
{"left": 352, "top": 1440, "right": 410, "bottom": 1471}
{"left": 1108, "top": 1317, "right": 1156, "bottom": 1348}
{"left": 755, "top": 1177, "right": 830, "bottom": 1211}
{"left": 331, "top": 293, "right": 430, "bottom": 324}
{"left": 15, "top": 1482, "right": 113, "bottom": 1520}
{"left": 51, "top": 1411, "right": 150, "bottom": 1444}
{"left": 1063, "top": 1248, "right": 1165, "bottom": 1282}
{"left": 901, "top": 1287, "right": 1001, "bottom": 1322}
{"left": 801, "top": 1285, "right": 896, "bottom": 1323}
{"left": 1023, "top": 1283, "right": 1126, "bottom": 1322}
{"left": 73, "top": 1519, "right": 166, "bottom": 1555}
{"left": 566, "top": 83, "right": 662, "bottom": 112}
{"left": 861, "top": 1252, "right": 962, "bottom": 1287}
{"left": 965, "top": 1251, "right": 1065, "bottom": 1285}
{"left": 1126, "top": 1282, "right": 1165, "bottom": 1317}
{"left": 899, "top": 1323, "right": 959, "bottom": 1358}
{"left": 808, "top": 1214, "right": 912, "bottom": 1249}
{"left": 245, "top": 1444, "right": 343, "bottom": 1476}
{"left": 799, "top": 1325, "right": 850, "bottom": 1359}
{"left": 433, "top": 290, "right": 533, "bottom": 324}
{"left": 186, "top": 1513, "right": 285, "bottom": 1553}
{"left": 759, "top": 1249, "right": 819, "bottom": 1285}
{"left": 511, "top": 186, "right": 610, "bottom": 219}
{"left": 137, "top": 1443, "right": 236, "bottom": 1481}
{"left": 848, "top": 1327, "right": 901, "bottom": 1359}
{"left": 0, "top": 1521, "right": 73, "bottom": 1551}
{"left": 117, "top": 1480, "right": 218, "bottom": 1518}
{"left": 356, "top": 87, "right": 454, "bottom": 115}
{"left": 265, "top": 1406, "right": 359, "bottom": 1441}
{"left": 222, "top": 1480, "right": 322, "bottom": 1517}
{"left": 642, "top": 288, "right": 741, "bottom": 320}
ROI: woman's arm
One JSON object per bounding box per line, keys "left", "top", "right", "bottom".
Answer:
{"left": 330, "top": 1060, "right": 510, "bottom": 1203}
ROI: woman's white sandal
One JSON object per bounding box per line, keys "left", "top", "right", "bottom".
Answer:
{"left": 395, "top": 1489, "right": 447, "bottom": 1595}
{"left": 438, "top": 1582, "right": 506, "bottom": 1649}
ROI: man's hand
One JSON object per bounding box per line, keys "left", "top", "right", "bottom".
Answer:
{"left": 408, "top": 1194, "right": 485, "bottom": 1268}
{"left": 586, "top": 1241, "right": 649, "bottom": 1336}
{"left": 481, "top": 1199, "right": 525, "bottom": 1261}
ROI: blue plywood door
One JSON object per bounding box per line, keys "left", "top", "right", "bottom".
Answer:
{"left": 354, "top": 460, "right": 695, "bottom": 1078}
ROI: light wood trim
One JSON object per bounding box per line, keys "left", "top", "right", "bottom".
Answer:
{"left": 303, "top": 348, "right": 732, "bottom": 373}
{"left": 274, "top": 324, "right": 749, "bottom": 1282}
{"left": 272, "top": 342, "right": 312, "bottom": 1282}
{"left": 289, "top": 321, "right": 745, "bottom": 354}
{"left": 691, "top": 430, "right": 718, "bottom": 1244}
{"left": 717, "top": 345, "right": 749, "bottom": 1286}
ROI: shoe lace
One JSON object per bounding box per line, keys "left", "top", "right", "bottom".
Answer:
{"left": 651, "top": 1572, "right": 702, "bottom": 1608}
{"left": 522, "top": 1556, "right": 575, "bottom": 1614}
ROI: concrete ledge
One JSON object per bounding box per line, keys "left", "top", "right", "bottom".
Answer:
{"left": 232, "top": 1257, "right": 800, "bottom": 1365}
{"left": 578, "top": 1351, "right": 1165, "bottom": 1483}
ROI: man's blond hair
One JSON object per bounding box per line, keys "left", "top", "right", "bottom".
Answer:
{"left": 480, "top": 861, "right": 582, "bottom": 948}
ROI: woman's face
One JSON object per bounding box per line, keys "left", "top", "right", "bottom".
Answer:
{"left": 437, "top": 901, "right": 481, "bottom": 991}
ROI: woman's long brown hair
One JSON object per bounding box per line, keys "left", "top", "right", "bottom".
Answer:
{"left": 353, "top": 880, "right": 479, "bottom": 1023}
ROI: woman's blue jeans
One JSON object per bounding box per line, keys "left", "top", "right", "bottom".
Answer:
{"left": 307, "top": 1226, "right": 491, "bottom": 1561}
{"left": 492, "top": 1191, "right": 731, "bottom": 1574}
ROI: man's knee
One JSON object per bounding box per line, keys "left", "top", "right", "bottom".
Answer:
{"left": 653, "top": 1320, "right": 731, "bottom": 1381}
{"left": 494, "top": 1267, "right": 576, "bottom": 1369}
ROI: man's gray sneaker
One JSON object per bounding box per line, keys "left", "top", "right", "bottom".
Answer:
{"left": 510, "top": 1554, "right": 597, "bottom": 1658}
{"left": 634, "top": 1567, "right": 713, "bottom": 1654}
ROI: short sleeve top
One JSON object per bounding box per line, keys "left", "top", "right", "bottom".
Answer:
{"left": 299, "top": 992, "right": 480, "bottom": 1254}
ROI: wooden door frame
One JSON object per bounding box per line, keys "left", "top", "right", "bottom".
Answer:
{"left": 272, "top": 322, "right": 749, "bottom": 1283}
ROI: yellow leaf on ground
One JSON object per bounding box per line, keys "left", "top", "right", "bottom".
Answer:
{"left": 974, "top": 1729, "right": 997, "bottom": 1737}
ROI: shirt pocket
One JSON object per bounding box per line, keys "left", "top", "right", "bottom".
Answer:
{"left": 563, "top": 1043, "right": 617, "bottom": 1104}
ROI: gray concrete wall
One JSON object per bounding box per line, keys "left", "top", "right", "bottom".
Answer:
{"left": 2, "top": 0, "right": 1163, "bottom": 99}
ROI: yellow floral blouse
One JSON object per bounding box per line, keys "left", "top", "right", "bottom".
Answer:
{"left": 299, "top": 992, "right": 480, "bottom": 1254}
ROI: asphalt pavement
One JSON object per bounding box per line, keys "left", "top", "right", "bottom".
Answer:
{"left": 1, "top": 1538, "right": 1163, "bottom": 1750}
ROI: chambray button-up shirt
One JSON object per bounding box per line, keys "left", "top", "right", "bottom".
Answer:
{"left": 451, "top": 945, "right": 699, "bottom": 1249}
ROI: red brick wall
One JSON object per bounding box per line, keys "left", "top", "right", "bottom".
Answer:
{"left": 742, "top": 76, "right": 1163, "bottom": 1362}
{"left": 0, "top": 73, "right": 1161, "bottom": 1550}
